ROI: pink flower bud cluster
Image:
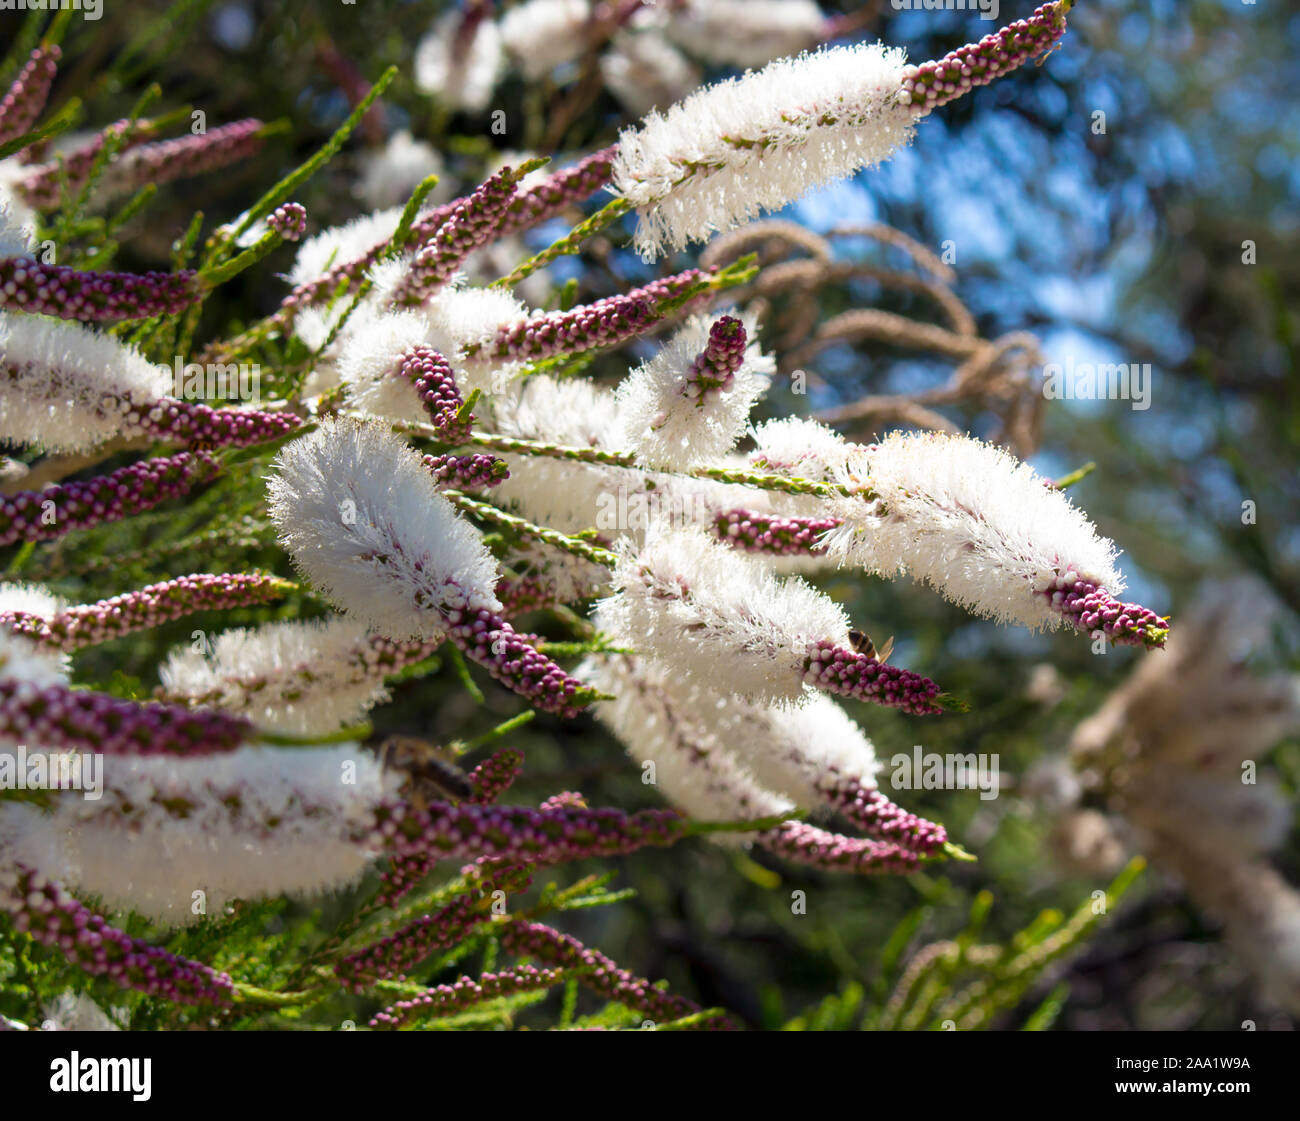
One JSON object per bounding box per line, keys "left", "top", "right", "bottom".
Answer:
{"left": 267, "top": 202, "right": 307, "bottom": 241}
{"left": 713, "top": 508, "right": 841, "bottom": 556}
{"left": 822, "top": 779, "right": 948, "bottom": 855}
{"left": 1044, "top": 569, "right": 1169, "bottom": 649}
{"left": 499, "top": 920, "right": 732, "bottom": 1030}
{"left": 803, "top": 640, "right": 944, "bottom": 716}
{"left": 1, "top": 864, "right": 234, "bottom": 1005}
{"left": 0, "top": 451, "right": 214, "bottom": 548}
{"left": 758, "top": 822, "right": 922, "bottom": 874}
{"left": 422, "top": 453, "right": 508, "bottom": 490}
{"left": 0, "top": 677, "right": 252, "bottom": 756}
{"left": 370, "top": 963, "right": 567, "bottom": 1028}
{"left": 447, "top": 607, "right": 602, "bottom": 718}
{"left": 901, "top": 2, "right": 1070, "bottom": 112}
{"left": 399, "top": 345, "right": 472, "bottom": 439}
{"left": 1, "top": 572, "right": 294, "bottom": 651}
{"left": 486, "top": 269, "right": 707, "bottom": 361}
{"left": 0, "top": 256, "right": 199, "bottom": 322}
{"left": 126, "top": 398, "right": 301, "bottom": 449}
{"left": 0, "top": 45, "right": 60, "bottom": 146}
{"left": 684, "top": 315, "right": 745, "bottom": 401}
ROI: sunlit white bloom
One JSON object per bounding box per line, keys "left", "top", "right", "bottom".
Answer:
{"left": 414, "top": 8, "right": 504, "bottom": 113}
{"left": 337, "top": 308, "right": 433, "bottom": 424}
{"left": 358, "top": 129, "right": 448, "bottom": 210}
{"left": 9, "top": 745, "right": 395, "bottom": 925}
{"left": 667, "top": 0, "right": 826, "bottom": 69}
{"left": 615, "top": 309, "right": 772, "bottom": 469}
{"left": 288, "top": 205, "right": 404, "bottom": 289}
{"left": 748, "top": 415, "right": 850, "bottom": 482}
{"left": 267, "top": 418, "right": 501, "bottom": 638}
{"left": 601, "top": 32, "right": 701, "bottom": 117}
{"left": 0, "top": 183, "right": 37, "bottom": 257}
{"left": 0, "top": 313, "right": 169, "bottom": 452}
{"left": 580, "top": 652, "right": 792, "bottom": 833}
{"left": 0, "top": 584, "right": 69, "bottom": 677}
{"left": 159, "top": 616, "right": 413, "bottom": 735}
{"left": 602, "top": 522, "right": 850, "bottom": 701}
{"left": 824, "top": 431, "right": 1123, "bottom": 631}
{"left": 43, "top": 992, "right": 122, "bottom": 1031}
{"left": 500, "top": 0, "right": 591, "bottom": 79}
{"left": 611, "top": 41, "right": 914, "bottom": 257}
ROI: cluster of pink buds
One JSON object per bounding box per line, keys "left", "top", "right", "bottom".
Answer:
{"left": 0, "top": 676, "right": 252, "bottom": 756}
{"left": 499, "top": 920, "right": 731, "bottom": 1030}
{"left": 758, "top": 822, "right": 922, "bottom": 875}
{"left": 0, "top": 451, "right": 215, "bottom": 548}
{"left": 495, "top": 146, "right": 616, "bottom": 238}
{"left": 821, "top": 779, "right": 948, "bottom": 855}
{"left": 370, "top": 964, "right": 566, "bottom": 1028}
{"left": 13, "top": 117, "right": 158, "bottom": 205}
{"left": 683, "top": 316, "right": 746, "bottom": 402}
{"left": 483, "top": 269, "right": 707, "bottom": 361}
{"left": 901, "top": 2, "right": 1071, "bottom": 112}
{"left": 713, "top": 508, "right": 841, "bottom": 556}
{"left": 0, "top": 45, "right": 60, "bottom": 146}
{"left": 1, "top": 864, "right": 234, "bottom": 1005}
{"left": 803, "top": 640, "right": 944, "bottom": 716}
{"left": 0, "top": 256, "right": 199, "bottom": 322}
{"left": 372, "top": 798, "right": 685, "bottom": 867}
{"left": 423, "top": 453, "right": 508, "bottom": 490}
{"left": 126, "top": 397, "right": 301, "bottom": 448}
{"left": 267, "top": 202, "right": 308, "bottom": 241}
{"left": 399, "top": 345, "right": 472, "bottom": 439}
{"left": 1, "top": 572, "right": 295, "bottom": 652}
{"left": 447, "top": 607, "right": 602, "bottom": 718}
{"left": 392, "top": 165, "right": 529, "bottom": 305}
{"left": 1044, "top": 569, "right": 1170, "bottom": 649}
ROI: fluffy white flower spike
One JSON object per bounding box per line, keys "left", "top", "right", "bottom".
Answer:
{"left": 267, "top": 418, "right": 500, "bottom": 638}
{"left": 501, "top": 0, "right": 592, "bottom": 80}
{"left": 0, "top": 313, "right": 169, "bottom": 452}
{"left": 666, "top": 0, "right": 827, "bottom": 70}
{"left": 9, "top": 745, "right": 396, "bottom": 925}
{"left": 611, "top": 41, "right": 916, "bottom": 258}
{"left": 615, "top": 310, "right": 773, "bottom": 469}
{"left": 414, "top": 8, "right": 504, "bottom": 113}
{"left": 824, "top": 430, "right": 1168, "bottom": 646}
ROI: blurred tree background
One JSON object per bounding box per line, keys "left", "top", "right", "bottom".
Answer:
{"left": 6, "top": 0, "right": 1297, "bottom": 1029}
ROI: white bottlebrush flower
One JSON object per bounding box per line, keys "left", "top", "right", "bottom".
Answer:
{"left": 337, "top": 308, "right": 434, "bottom": 424}
{"left": 611, "top": 41, "right": 915, "bottom": 257}
{"left": 0, "top": 313, "right": 169, "bottom": 452}
{"left": 602, "top": 522, "right": 850, "bottom": 702}
{"left": 748, "top": 415, "right": 850, "bottom": 482}
{"left": 500, "top": 0, "right": 591, "bottom": 79}
{"left": 614, "top": 309, "right": 773, "bottom": 469}
{"left": 601, "top": 31, "right": 701, "bottom": 118}
{"left": 823, "top": 430, "right": 1123, "bottom": 631}
{"left": 414, "top": 8, "right": 504, "bottom": 113}
{"left": 266, "top": 418, "right": 501, "bottom": 638}
{"left": 357, "top": 129, "right": 448, "bottom": 210}
{"left": 288, "top": 205, "right": 405, "bottom": 289}
{"left": 158, "top": 616, "right": 412, "bottom": 735}
{"left": 667, "top": 0, "right": 827, "bottom": 70}
{"left": 9, "top": 745, "right": 396, "bottom": 925}
{"left": 580, "top": 652, "right": 792, "bottom": 832}
{"left": 42, "top": 992, "right": 122, "bottom": 1032}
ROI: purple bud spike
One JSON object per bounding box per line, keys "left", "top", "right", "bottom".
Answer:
{"left": 484, "top": 269, "right": 708, "bottom": 361}
{"left": 713, "top": 508, "right": 841, "bottom": 556}
{"left": 0, "top": 678, "right": 252, "bottom": 756}
{"left": 370, "top": 964, "right": 567, "bottom": 1028}
{"left": 499, "top": 920, "right": 733, "bottom": 1030}
{"left": 901, "top": 2, "right": 1071, "bottom": 113}
{"left": 392, "top": 165, "right": 528, "bottom": 306}
{"left": 685, "top": 316, "right": 746, "bottom": 401}
{"left": 0, "top": 45, "right": 60, "bottom": 147}
{"left": 802, "top": 640, "right": 944, "bottom": 716}
{"left": 447, "top": 608, "right": 602, "bottom": 718}
{"left": 423, "top": 453, "right": 508, "bottom": 490}
{"left": 399, "top": 345, "right": 472, "bottom": 439}
{"left": 0, "top": 451, "right": 215, "bottom": 548}
{"left": 469, "top": 749, "right": 525, "bottom": 804}
{"left": 1044, "top": 569, "right": 1169, "bottom": 649}
{"left": 1, "top": 864, "right": 234, "bottom": 1005}
{"left": 1, "top": 572, "right": 295, "bottom": 652}
{"left": 821, "top": 779, "right": 948, "bottom": 855}
{"left": 758, "top": 822, "right": 923, "bottom": 874}
{"left": 126, "top": 398, "right": 301, "bottom": 448}
{"left": 0, "top": 257, "right": 199, "bottom": 322}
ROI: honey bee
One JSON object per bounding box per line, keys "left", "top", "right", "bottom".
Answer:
{"left": 375, "top": 735, "right": 473, "bottom": 807}
{"left": 847, "top": 629, "right": 894, "bottom": 664}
